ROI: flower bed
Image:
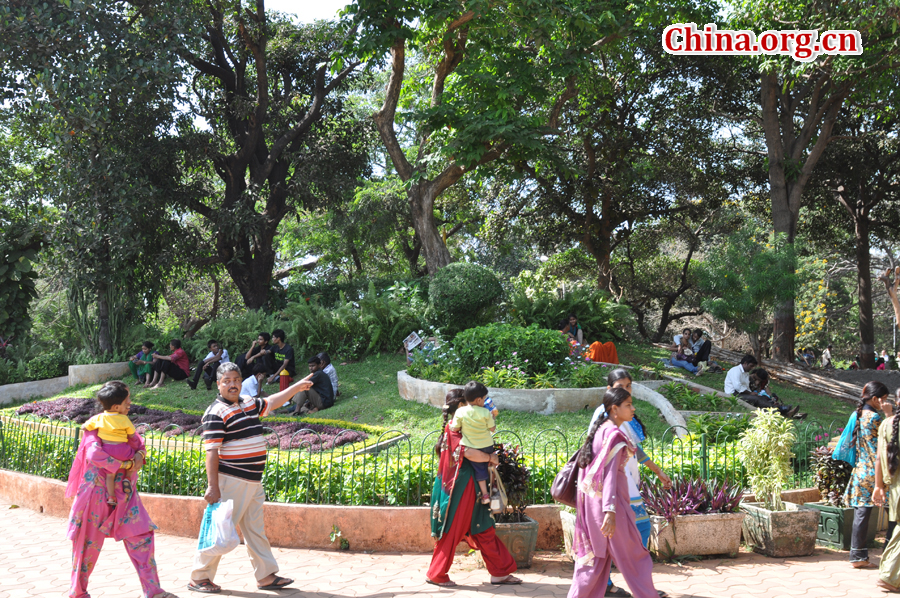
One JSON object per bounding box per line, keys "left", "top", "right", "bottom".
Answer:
{"left": 13, "top": 396, "right": 369, "bottom": 452}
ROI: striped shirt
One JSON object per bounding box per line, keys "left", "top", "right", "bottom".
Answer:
{"left": 202, "top": 394, "right": 271, "bottom": 483}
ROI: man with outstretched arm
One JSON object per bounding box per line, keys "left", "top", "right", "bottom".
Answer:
{"left": 188, "top": 362, "right": 312, "bottom": 594}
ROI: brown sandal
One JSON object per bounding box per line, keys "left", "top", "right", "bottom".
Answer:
{"left": 878, "top": 580, "right": 900, "bottom": 593}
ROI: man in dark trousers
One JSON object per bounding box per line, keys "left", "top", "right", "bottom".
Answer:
{"left": 280, "top": 355, "right": 334, "bottom": 415}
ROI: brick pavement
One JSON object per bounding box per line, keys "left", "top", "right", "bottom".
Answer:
{"left": 0, "top": 497, "right": 890, "bottom": 598}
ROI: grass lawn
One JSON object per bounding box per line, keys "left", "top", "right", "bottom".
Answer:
{"left": 5, "top": 341, "right": 855, "bottom": 453}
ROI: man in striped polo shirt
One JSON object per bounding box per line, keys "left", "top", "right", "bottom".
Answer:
{"left": 188, "top": 362, "right": 311, "bottom": 594}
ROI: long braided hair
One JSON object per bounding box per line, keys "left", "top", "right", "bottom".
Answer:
{"left": 434, "top": 388, "right": 466, "bottom": 456}
{"left": 853, "top": 380, "right": 889, "bottom": 446}
{"left": 578, "top": 387, "right": 631, "bottom": 468}
{"left": 607, "top": 368, "right": 646, "bottom": 436}
{"left": 889, "top": 389, "right": 900, "bottom": 476}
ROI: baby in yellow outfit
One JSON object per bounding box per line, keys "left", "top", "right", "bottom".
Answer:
{"left": 83, "top": 383, "right": 137, "bottom": 506}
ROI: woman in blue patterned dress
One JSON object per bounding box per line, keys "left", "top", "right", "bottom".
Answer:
{"left": 844, "top": 380, "right": 891, "bottom": 568}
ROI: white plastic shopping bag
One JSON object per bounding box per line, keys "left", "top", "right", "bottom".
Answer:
{"left": 196, "top": 499, "right": 240, "bottom": 556}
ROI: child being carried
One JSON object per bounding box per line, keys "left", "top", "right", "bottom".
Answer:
{"left": 82, "top": 381, "right": 141, "bottom": 506}
{"left": 450, "top": 381, "right": 497, "bottom": 505}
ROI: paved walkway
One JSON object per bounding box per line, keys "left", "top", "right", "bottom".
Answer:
{"left": 0, "top": 497, "right": 890, "bottom": 598}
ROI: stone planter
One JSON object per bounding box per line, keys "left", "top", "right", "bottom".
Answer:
{"left": 560, "top": 509, "right": 576, "bottom": 561}
{"left": 649, "top": 512, "right": 745, "bottom": 557}
{"left": 800, "top": 502, "right": 882, "bottom": 550}
{"left": 741, "top": 501, "right": 819, "bottom": 557}
{"left": 493, "top": 515, "right": 539, "bottom": 568}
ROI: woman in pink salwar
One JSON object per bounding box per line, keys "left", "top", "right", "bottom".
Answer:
{"left": 568, "top": 387, "right": 667, "bottom": 598}
{"left": 66, "top": 384, "right": 179, "bottom": 598}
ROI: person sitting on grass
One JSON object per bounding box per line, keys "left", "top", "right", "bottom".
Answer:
{"left": 562, "top": 313, "right": 584, "bottom": 345}
{"left": 279, "top": 355, "right": 334, "bottom": 415}
{"left": 449, "top": 381, "right": 497, "bottom": 505}
{"left": 145, "top": 339, "right": 190, "bottom": 389}
{"left": 236, "top": 332, "right": 276, "bottom": 379}
{"left": 748, "top": 368, "right": 802, "bottom": 419}
{"left": 128, "top": 341, "right": 157, "bottom": 385}
{"left": 187, "top": 339, "right": 229, "bottom": 391}
{"left": 241, "top": 361, "right": 269, "bottom": 400}
{"left": 266, "top": 329, "right": 296, "bottom": 391}
{"left": 664, "top": 327, "right": 704, "bottom": 376}
{"left": 317, "top": 351, "right": 340, "bottom": 397}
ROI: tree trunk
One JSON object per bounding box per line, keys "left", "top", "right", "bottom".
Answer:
{"left": 223, "top": 244, "right": 277, "bottom": 311}
{"left": 748, "top": 330, "right": 762, "bottom": 362}
{"left": 409, "top": 183, "right": 452, "bottom": 274}
{"left": 770, "top": 188, "right": 796, "bottom": 362}
{"left": 97, "top": 283, "right": 113, "bottom": 354}
{"left": 856, "top": 215, "right": 877, "bottom": 369}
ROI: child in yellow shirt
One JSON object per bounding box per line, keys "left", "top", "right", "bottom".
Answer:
{"left": 82, "top": 381, "right": 138, "bottom": 506}
{"left": 450, "top": 381, "right": 496, "bottom": 504}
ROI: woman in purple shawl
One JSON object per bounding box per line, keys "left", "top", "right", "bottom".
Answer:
{"left": 65, "top": 384, "right": 179, "bottom": 598}
{"left": 568, "top": 387, "right": 667, "bottom": 598}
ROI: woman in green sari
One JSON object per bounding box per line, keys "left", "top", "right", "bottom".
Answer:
{"left": 873, "top": 389, "right": 899, "bottom": 592}
{"left": 426, "top": 389, "right": 520, "bottom": 587}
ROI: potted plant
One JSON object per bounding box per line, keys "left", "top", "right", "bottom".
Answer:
{"left": 640, "top": 476, "right": 745, "bottom": 557}
{"left": 801, "top": 446, "right": 880, "bottom": 550}
{"left": 491, "top": 443, "right": 539, "bottom": 568}
{"left": 739, "top": 409, "right": 819, "bottom": 557}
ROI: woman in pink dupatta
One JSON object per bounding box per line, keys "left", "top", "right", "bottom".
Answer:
{"left": 65, "top": 386, "right": 179, "bottom": 598}
{"left": 568, "top": 387, "right": 667, "bottom": 598}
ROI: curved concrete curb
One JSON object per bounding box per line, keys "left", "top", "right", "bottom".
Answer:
{"left": 0, "top": 375, "right": 69, "bottom": 406}
{"left": 0, "top": 468, "right": 564, "bottom": 552}
{"left": 398, "top": 370, "right": 603, "bottom": 414}
{"left": 631, "top": 382, "right": 687, "bottom": 439}
{"left": 0, "top": 362, "right": 132, "bottom": 406}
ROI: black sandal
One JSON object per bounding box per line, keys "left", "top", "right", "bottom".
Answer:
{"left": 258, "top": 575, "right": 293, "bottom": 590}
{"left": 187, "top": 580, "right": 221, "bottom": 593}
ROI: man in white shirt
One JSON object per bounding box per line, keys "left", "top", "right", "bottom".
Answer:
{"left": 188, "top": 339, "right": 231, "bottom": 391}
{"left": 241, "top": 362, "right": 268, "bottom": 399}
{"left": 821, "top": 344, "right": 833, "bottom": 368}
{"left": 724, "top": 354, "right": 758, "bottom": 395}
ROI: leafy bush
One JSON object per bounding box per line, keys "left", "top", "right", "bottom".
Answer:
{"left": 810, "top": 445, "right": 852, "bottom": 507}
{"left": 686, "top": 413, "right": 752, "bottom": 443}
{"left": 285, "top": 276, "right": 429, "bottom": 309}
{"left": 454, "top": 323, "right": 569, "bottom": 377}
{"left": 0, "top": 357, "right": 27, "bottom": 385}
{"left": 24, "top": 349, "right": 69, "bottom": 381}
{"left": 495, "top": 443, "right": 531, "bottom": 522}
{"left": 739, "top": 409, "right": 797, "bottom": 511}
{"left": 428, "top": 262, "right": 502, "bottom": 335}
{"left": 504, "top": 272, "right": 631, "bottom": 342}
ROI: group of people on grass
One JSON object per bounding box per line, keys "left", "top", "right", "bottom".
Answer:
{"left": 661, "top": 327, "right": 716, "bottom": 376}
{"left": 560, "top": 313, "right": 620, "bottom": 365}
{"left": 127, "top": 330, "right": 339, "bottom": 415}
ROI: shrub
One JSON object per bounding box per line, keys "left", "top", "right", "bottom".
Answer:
{"left": 504, "top": 273, "right": 631, "bottom": 342}
{"left": 428, "top": 262, "right": 502, "bottom": 335}
{"left": 810, "top": 445, "right": 852, "bottom": 507}
{"left": 640, "top": 476, "right": 743, "bottom": 526}
{"left": 454, "top": 323, "right": 569, "bottom": 377}
{"left": 687, "top": 413, "right": 752, "bottom": 443}
{"left": 25, "top": 349, "right": 69, "bottom": 381}
{"left": 739, "top": 409, "right": 796, "bottom": 511}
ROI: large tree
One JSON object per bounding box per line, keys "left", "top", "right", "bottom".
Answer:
{"left": 729, "top": 1, "right": 900, "bottom": 361}
{"left": 166, "top": 2, "right": 369, "bottom": 309}
{"left": 510, "top": 26, "right": 730, "bottom": 290}
{"left": 344, "top": 0, "right": 626, "bottom": 275}
{"left": 802, "top": 110, "right": 900, "bottom": 367}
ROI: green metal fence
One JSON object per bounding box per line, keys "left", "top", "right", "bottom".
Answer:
{"left": 0, "top": 415, "right": 845, "bottom": 506}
